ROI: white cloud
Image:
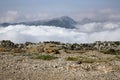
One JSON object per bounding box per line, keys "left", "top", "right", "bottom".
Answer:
{"left": 76, "top": 22, "right": 120, "bottom": 33}
{"left": 0, "top": 23, "right": 120, "bottom": 43}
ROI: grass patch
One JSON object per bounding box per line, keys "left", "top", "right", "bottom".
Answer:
{"left": 66, "top": 56, "right": 78, "bottom": 61}
{"left": 34, "top": 54, "right": 57, "bottom": 60}
{"left": 78, "top": 56, "right": 96, "bottom": 63}
{"left": 65, "top": 56, "right": 96, "bottom": 63}
{"left": 98, "top": 57, "right": 114, "bottom": 63}
{"left": 65, "top": 56, "right": 115, "bottom": 63}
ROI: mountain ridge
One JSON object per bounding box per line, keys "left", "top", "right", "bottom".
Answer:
{"left": 0, "top": 16, "right": 77, "bottom": 29}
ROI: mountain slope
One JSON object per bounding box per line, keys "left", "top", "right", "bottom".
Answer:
{"left": 0, "top": 16, "right": 77, "bottom": 28}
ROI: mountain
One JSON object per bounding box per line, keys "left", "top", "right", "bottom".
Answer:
{"left": 43, "top": 16, "right": 77, "bottom": 28}
{"left": 0, "top": 16, "right": 77, "bottom": 28}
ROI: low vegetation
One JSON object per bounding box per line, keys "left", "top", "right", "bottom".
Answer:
{"left": 65, "top": 56, "right": 78, "bottom": 61}
{"left": 0, "top": 40, "right": 120, "bottom": 62}
{"left": 65, "top": 56, "right": 114, "bottom": 63}
{"left": 115, "top": 55, "right": 120, "bottom": 61}
{"left": 34, "top": 54, "right": 58, "bottom": 60}
{"left": 104, "top": 49, "right": 118, "bottom": 55}
{"left": 0, "top": 40, "right": 120, "bottom": 55}
{"left": 65, "top": 56, "right": 96, "bottom": 63}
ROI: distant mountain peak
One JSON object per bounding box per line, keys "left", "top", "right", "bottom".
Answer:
{"left": 53, "top": 16, "right": 76, "bottom": 23}
{"left": 44, "top": 16, "right": 77, "bottom": 28}
{"left": 0, "top": 16, "right": 77, "bottom": 29}
{"left": 60, "top": 16, "right": 74, "bottom": 20}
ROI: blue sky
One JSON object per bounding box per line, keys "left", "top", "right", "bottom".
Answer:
{"left": 0, "top": 0, "right": 120, "bottom": 23}
{"left": 0, "top": 0, "right": 120, "bottom": 12}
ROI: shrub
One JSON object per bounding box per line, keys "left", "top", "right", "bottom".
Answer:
{"left": 34, "top": 54, "right": 57, "bottom": 60}
{"left": 104, "top": 49, "right": 117, "bottom": 55}
{"left": 0, "top": 40, "right": 15, "bottom": 48}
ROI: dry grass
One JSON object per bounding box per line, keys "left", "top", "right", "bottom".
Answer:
{"left": 33, "top": 54, "right": 58, "bottom": 60}
{"left": 115, "top": 55, "right": 120, "bottom": 61}
{"left": 11, "top": 48, "right": 26, "bottom": 53}
{"left": 65, "top": 50, "right": 85, "bottom": 54}
{"left": 0, "top": 48, "right": 6, "bottom": 52}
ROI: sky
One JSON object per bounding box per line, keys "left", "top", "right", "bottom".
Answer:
{"left": 0, "top": 0, "right": 120, "bottom": 12}
{"left": 0, "top": 0, "right": 120, "bottom": 23}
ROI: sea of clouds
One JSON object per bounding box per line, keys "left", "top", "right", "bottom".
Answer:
{"left": 0, "top": 22, "right": 120, "bottom": 43}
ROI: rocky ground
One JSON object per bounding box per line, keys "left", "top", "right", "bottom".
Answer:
{"left": 0, "top": 50, "right": 120, "bottom": 80}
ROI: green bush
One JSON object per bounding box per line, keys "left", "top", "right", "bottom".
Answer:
{"left": 104, "top": 49, "right": 117, "bottom": 55}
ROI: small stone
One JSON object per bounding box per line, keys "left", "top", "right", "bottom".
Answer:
{"left": 77, "top": 61, "right": 82, "bottom": 64}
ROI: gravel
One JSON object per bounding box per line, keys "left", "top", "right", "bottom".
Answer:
{"left": 0, "top": 51, "right": 120, "bottom": 80}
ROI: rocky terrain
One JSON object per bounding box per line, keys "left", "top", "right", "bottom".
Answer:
{"left": 0, "top": 40, "right": 120, "bottom": 80}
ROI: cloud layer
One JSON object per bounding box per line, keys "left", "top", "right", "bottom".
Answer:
{"left": 0, "top": 11, "right": 19, "bottom": 23}
{"left": 0, "top": 22, "right": 120, "bottom": 43}
{"left": 1, "top": 9, "right": 120, "bottom": 23}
